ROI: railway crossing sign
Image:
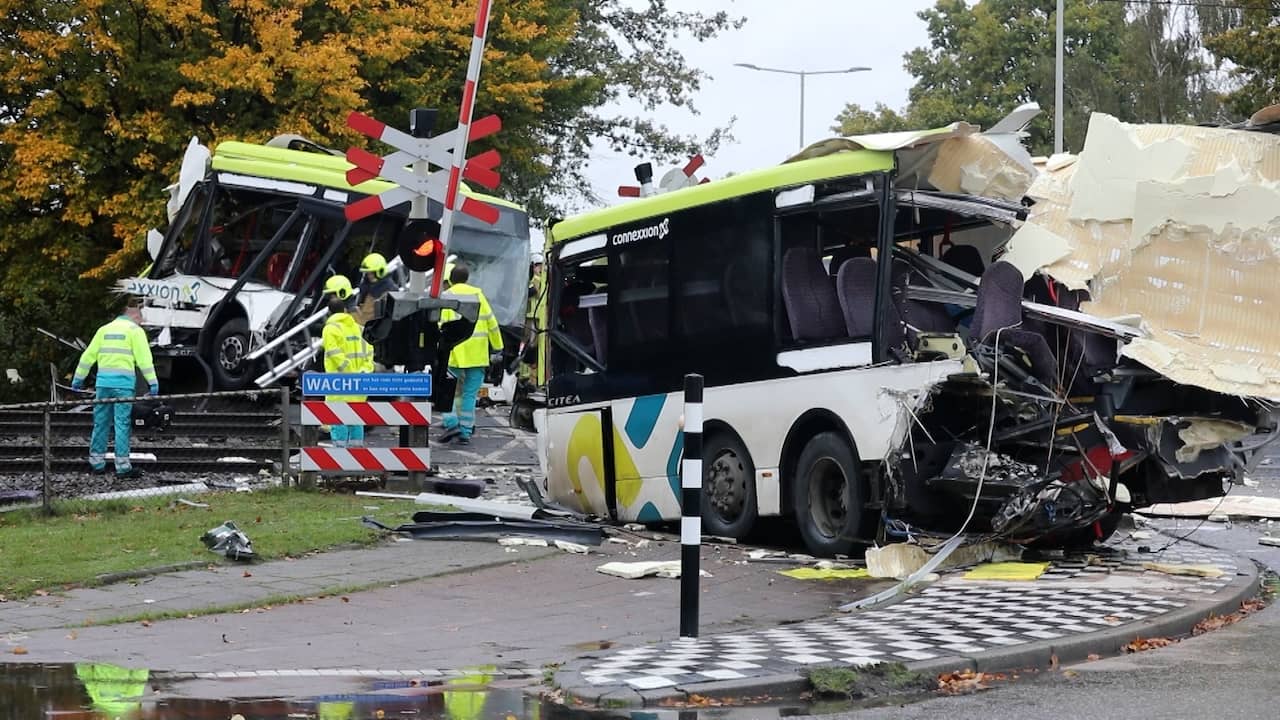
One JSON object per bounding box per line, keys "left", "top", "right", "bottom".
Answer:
{"left": 300, "top": 372, "right": 432, "bottom": 397}
{"left": 342, "top": 112, "right": 503, "bottom": 225}
{"left": 341, "top": 0, "right": 501, "bottom": 299}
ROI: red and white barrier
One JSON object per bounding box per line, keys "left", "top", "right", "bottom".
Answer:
{"left": 300, "top": 400, "right": 431, "bottom": 427}
{"left": 301, "top": 447, "right": 431, "bottom": 473}
{"left": 432, "top": 0, "right": 494, "bottom": 297}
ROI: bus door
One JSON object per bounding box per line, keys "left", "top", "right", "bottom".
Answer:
{"left": 543, "top": 238, "right": 627, "bottom": 519}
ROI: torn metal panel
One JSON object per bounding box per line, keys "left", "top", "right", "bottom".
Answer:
{"left": 1010, "top": 112, "right": 1280, "bottom": 399}
{"left": 926, "top": 134, "right": 1036, "bottom": 202}
{"left": 362, "top": 512, "right": 605, "bottom": 546}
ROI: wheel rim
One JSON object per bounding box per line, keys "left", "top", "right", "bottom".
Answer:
{"left": 808, "top": 456, "right": 848, "bottom": 539}
{"left": 219, "top": 335, "right": 246, "bottom": 376}
{"left": 707, "top": 448, "right": 747, "bottom": 524}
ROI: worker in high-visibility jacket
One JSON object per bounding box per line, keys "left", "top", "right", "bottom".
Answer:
{"left": 439, "top": 264, "right": 503, "bottom": 445}
{"left": 75, "top": 662, "right": 149, "bottom": 719}
{"left": 72, "top": 297, "right": 157, "bottom": 478}
{"left": 321, "top": 277, "right": 374, "bottom": 447}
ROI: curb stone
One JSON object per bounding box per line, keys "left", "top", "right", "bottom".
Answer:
{"left": 560, "top": 540, "right": 1263, "bottom": 709}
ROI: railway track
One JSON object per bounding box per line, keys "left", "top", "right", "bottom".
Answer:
{"left": 0, "top": 410, "right": 282, "bottom": 438}
{"left": 0, "top": 408, "right": 284, "bottom": 476}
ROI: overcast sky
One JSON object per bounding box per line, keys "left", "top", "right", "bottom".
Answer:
{"left": 536, "top": 0, "right": 937, "bottom": 246}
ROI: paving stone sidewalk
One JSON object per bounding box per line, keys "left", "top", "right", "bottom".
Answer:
{"left": 0, "top": 540, "right": 554, "bottom": 634}
{"left": 558, "top": 536, "right": 1261, "bottom": 707}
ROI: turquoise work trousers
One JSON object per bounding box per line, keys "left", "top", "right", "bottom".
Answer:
{"left": 442, "top": 366, "right": 486, "bottom": 439}
{"left": 329, "top": 425, "right": 365, "bottom": 447}
{"left": 89, "top": 387, "right": 134, "bottom": 473}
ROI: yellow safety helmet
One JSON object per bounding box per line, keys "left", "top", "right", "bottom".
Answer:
{"left": 360, "top": 252, "right": 389, "bottom": 278}
{"left": 323, "top": 275, "right": 353, "bottom": 300}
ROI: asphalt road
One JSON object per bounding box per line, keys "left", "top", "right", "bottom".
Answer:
{"left": 815, "top": 471, "right": 1280, "bottom": 720}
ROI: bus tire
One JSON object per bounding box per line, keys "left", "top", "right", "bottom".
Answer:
{"left": 209, "top": 318, "right": 254, "bottom": 391}
{"left": 792, "top": 431, "right": 864, "bottom": 557}
{"left": 701, "top": 431, "right": 758, "bottom": 540}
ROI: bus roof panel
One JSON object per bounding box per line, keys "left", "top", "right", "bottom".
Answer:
{"left": 549, "top": 149, "right": 894, "bottom": 244}
{"left": 211, "top": 141, "right": 524, "bottom": 211}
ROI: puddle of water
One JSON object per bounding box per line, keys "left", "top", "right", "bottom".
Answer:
{"left": 0, "top": 662, "right": 929, "bottom": 719}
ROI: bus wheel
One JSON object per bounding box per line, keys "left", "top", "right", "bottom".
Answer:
{"left": 209, "top": 318, "right": 254, "bottom": 390}
{"left": 793, "top": 432, "right": 864, "bottom": 557}
{"left": 701, "top": 432, "right": 758, "bottom": 539}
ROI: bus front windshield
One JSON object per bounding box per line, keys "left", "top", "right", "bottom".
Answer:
{"left": 447, "top": 209, "right": 530, "bottom": 328}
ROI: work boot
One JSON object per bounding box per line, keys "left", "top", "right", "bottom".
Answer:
{"left": 116, "top": 467, "right": 145, "bottom": 480}
{"left": 90, "top": 466, "right": 107, "bottom": 476}
{"left": 458, "top": 435, "right": 471, "bottom": 446}
{"left": 438, "top": 426, "right": 461, "bottom": 443}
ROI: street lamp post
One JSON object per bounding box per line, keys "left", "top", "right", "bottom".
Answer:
{"left": 734, "top": 63, "right": 871, "bottom": 149}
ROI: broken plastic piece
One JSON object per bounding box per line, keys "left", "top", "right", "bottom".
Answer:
{"left": 200, "top": 521, "right": 256, "bottom": 562}
{"left": 777, "top": 567, "right": 870, "bottom": 581}
{"left": 596, "top": 561, "right": 711, "bottom": 579}
{"left": 962, "top": 561, "right": 1050, "bottom": 581}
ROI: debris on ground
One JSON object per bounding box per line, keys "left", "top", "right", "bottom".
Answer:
{"left": 962, "top": 561, "right": 1051, "bottom": 581}
{"left": 866, "top": 541, "right": 1023, "bottom": 580}
{"left": 937, "top": 668, "right": 1007, "bottom": 695}
{"left": 554, "top": 540, "right": 589, "bottom": 554}
{"left": 1123, "top": 636, "right": 1177, "bottom": 653}
{"left": 596, "top": 561, "right": 712, "bottom": 580}
{"left": 497, "top": 537, "right": 548, "bottom": 548}
{"left": 1142, "top": 562, "right": 1226, "bottom": 578}
{"left": 1141, "top": 496, "right": 1280, "bottom": 520}
{"left": 778, "top": 567, "right": 870, "bottom": 580}
{"left": 1259, "top": 536, "right": 1280, "bottom": 547}
{"left": 363, "top": 511, "right": 605, "bottom": 546}
{"left": 200, "top": 521, "right": 255, "bottom": 561}
{"left": 1191, "top": 598, "right": 1266, "bottom": 636}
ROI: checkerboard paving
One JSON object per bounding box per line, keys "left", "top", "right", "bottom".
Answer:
{"left": 580, "top": 585, "right": 1187, "bottom": 690}
{"left": 1036, "top": 542, "right": 1239, "bottom": 594}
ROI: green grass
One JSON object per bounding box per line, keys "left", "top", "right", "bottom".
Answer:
{"left": 0, "top": 487, "right": 417, "bottom": 599}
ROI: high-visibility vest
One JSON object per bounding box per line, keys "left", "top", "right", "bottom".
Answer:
{"left": 75, "top": 662, "right": 149, "bottom": 718}
{"left": 441, "top": 283, "right": 504, "bottom": 368}
{"left": 322, "top": 312, "right": 373, "bottom": 400}
{"left": 74, "top": 316, "right": 158, "bottom": 391}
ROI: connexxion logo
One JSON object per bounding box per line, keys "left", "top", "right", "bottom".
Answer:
{"left": 610, "top": 218, "right": 670, "bottom": 246}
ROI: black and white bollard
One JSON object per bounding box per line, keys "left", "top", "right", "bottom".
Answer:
{"left": 680, "top": 373, "right": 704, "bottom": 638}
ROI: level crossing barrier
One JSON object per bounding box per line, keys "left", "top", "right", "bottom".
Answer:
{"left": 297, "top": 372, "right": 433, "bottom": 486}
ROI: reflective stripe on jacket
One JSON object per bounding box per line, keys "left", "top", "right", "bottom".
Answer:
{"left": 74, "top": 316, "right": 157, "bottom": 391}
{"left": 322, "top": 312, "right": 373, "bottom": 401}
{"left": 441, "top": 283, "right": 503, "bottom": 368}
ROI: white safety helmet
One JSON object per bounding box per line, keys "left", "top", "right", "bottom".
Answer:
{"left": 531, "top": 252, "right": 544, "bottom": 265}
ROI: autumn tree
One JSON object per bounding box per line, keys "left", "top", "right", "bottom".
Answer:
{"left": 0, "top": 0, "right": 739, "bottom": 399}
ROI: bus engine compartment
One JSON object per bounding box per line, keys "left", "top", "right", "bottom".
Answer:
{"left": 861, "top": 110, "right": 1280, "bottom": 545}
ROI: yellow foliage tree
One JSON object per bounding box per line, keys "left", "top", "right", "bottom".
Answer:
{"left": 0, "top": 0, "right": 738, "bottom": 398}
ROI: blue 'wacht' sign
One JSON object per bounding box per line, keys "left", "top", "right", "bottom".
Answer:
{"left": 301, "top": 372, "right": 432, "bottom": 397}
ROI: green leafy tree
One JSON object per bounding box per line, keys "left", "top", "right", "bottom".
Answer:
{"left": 1202, "top": 6, "right": 1280, "bottom": 119}
{"left": 0, "top": 0, "right": 739, "bottom": 400}
{"left": 832, "top": 0, "right": 1216, "bottom": 154}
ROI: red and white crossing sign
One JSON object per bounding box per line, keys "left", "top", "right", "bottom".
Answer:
{"left": 301, "top": 400, "right": 432, "bottom": 427}
{"left": 342, "top": 111, "right": 502, "bottom": 225}
{"left": 301, "top": 446, "right": 431, "bottom": 473}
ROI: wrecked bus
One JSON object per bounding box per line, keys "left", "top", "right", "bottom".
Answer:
{"left": 532, "top": 105, "right": 1278, "bottom": 557}
{"left": 123, "top": 136, "right": 531, "bottom": 390}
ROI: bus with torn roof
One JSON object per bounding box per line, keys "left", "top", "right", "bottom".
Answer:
{"left": 530, "top": 105, "right": 1278, "bottom": 557}
{"left": 122, "top": 136, "right": 530, "bottom": 391}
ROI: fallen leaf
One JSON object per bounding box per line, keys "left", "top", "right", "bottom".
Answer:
{"left": 11, "top": 647, "right": 27, "bottom": 655}
{"left": 341, "top": 596, "right": 350, "bottom": 603}
{"left": 1064, "top": 670, "right": 1079, "bottom": 678}
{"left": 255, "top": 516, "right": 262, "bottom": 524}
{"left": 1123, "top": 636, "right": 1176, "bottom": 653}
{"left": 140, "top": 621, "right": 152, "bottom": 628}
{"left": 242, "top": 570, "right": 253, "bottom": 578}
{"left": 1087, "top": 653, "right": 1101, "bottom": 661}
{"left": 1050, "top": 653, "right": 1059, "bottom": 670}
{"left": 65, "top": 631, "right": 77, "bottom": 641}
{"left": 1103, "top": 615, "right": 1122, "bottom": 623}
{"left": 34, "top": 590, "right": 48, "bottom": 597}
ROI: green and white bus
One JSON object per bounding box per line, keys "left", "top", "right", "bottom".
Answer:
{"left": 532, "top": 122, "right": 1270, "bottom": 556}
{"left": 125, "top": 136, "right": 531, "bottom": 390}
